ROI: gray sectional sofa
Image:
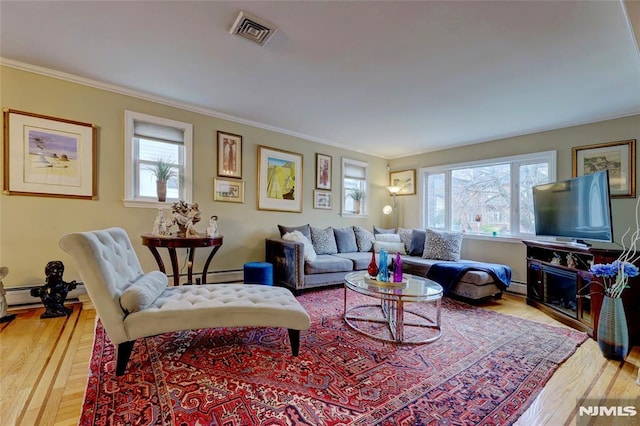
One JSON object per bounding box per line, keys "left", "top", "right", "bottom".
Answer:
{"left": 265, "top": 224, "right": 510, "bottom": 300}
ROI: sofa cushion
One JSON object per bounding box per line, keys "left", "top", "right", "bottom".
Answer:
{"left": 398, "top": 228, "right": 414, "bottom": 253}
{"left": 409, "top": 229, "right": 426, "bottom": 256}
{"left": 278, "top": 224, "right": 311, "bottom": 241}
{"left": 423, "top": 229, "right": 463, "bottom": 261}
{"left": 334, "top": 252, "right": 376, "bottom": 270}
{"left": 282, "top": 230, "right": 317, "bottom": 261}
{"left": 375, "top": 233, "right": 401, "bottom": 243}
{"left": 305, "top": 254, "right": 353, "bottom": 274}
{"left": 373, "top": 225, "right": 395, "bottom": 235}
{"left": 120, "top": 271, "right": 168, "bottom": 313}
{"left": 353, "top": 226, "right": 375, "bottom": 252}
{"left": 310, "top": 226, "right": 338, "bottom": 255}
{"left": 334, "top": 227, "right": 358, "bottom": 253}
{"left": 374, "top": 241, "right": 407, "bottom": 254}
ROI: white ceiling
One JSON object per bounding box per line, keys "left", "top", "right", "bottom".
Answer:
{"left": 1, "top": 1, "right": 639, "bottom": 159}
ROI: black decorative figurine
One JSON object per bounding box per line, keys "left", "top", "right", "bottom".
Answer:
{"left": 31, "top": 261, "right": 77, "bottom": 318}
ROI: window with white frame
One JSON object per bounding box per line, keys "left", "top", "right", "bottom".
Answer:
{"left": 124, "top": 111, "right": 193, "bottom": 207}
{"left": 422, "top": 151, "right": 556, "bottom": 237}
{"left": 342, "top": 158, "right": 368, "bottom": 216}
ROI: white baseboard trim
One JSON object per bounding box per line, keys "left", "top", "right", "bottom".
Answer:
{"left": 5, "top": 284, "right": 87, "bottom": 307}
{"left": 506, "top": 281, "right": 527, "bottom": 296}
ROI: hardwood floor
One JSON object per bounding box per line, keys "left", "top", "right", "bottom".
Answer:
{"left": 1, "top": 294, "right": 638, "bottom": 425}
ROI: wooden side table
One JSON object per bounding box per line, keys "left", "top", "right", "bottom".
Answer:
{"left": 141, "top": 234, "right": 223, "bottom": 286}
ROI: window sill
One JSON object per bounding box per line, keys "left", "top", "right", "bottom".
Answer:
{"left": 341, "top": 212, "right": 368, "bottom": 219}
{"left": 123, "top": 199, "right": 180, "bottom": 209}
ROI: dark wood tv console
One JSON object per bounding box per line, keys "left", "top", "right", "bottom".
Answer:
{"left": 524, "top": 240, "right": 640, "bottom": 345}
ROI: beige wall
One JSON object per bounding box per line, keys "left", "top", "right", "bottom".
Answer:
{"left": 2, "top": 65, "right": 638, "bottom": 289}
{"left": 389, "top": 114, "right": 640, "bottom": 283}
{"left": 0, "top": 66, "right": 389, "bottom": 288}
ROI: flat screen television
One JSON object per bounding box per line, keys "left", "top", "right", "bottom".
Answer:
{"left": 532, "top": 170, "right": 614, "bottom": 245}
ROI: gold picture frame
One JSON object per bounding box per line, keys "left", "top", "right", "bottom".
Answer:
{"left": 3, "top": 109, "right": 97, "bottom": 199}
{"left": 572, "top": 139, "right": 635, "bottom": 198}
{"left": 217, "top": 131, "right": 242, "bottom": 179}
{"left": 390, "top": 169, "right": 416, "bottom": 195}
{"left": 315, "top": 153, "right": 332, "bottom": 190}
{"left": 313, "top": 190, "right": 332, "bottom": 209}
{"left": 257, "top": 145, "right": 303, "bottom": 212}
{"left": 213, "top": 178, "right": 244, "bottom": 203}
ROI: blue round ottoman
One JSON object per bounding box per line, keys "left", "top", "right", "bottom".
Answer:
{"left": 243, "top": 262, "right": 274, "bottom": 286}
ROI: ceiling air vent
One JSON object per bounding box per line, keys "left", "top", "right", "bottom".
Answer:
{"left": 229, "top": 11, "right": 278, "bottom": 46}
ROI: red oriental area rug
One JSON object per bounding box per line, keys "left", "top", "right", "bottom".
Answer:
{"left": 80, "top": 287, "right": 587, "bottom": 425}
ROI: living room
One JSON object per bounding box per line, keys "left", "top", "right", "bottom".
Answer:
{"left": 2, "top": 1, "right": 640, "bottom": 425}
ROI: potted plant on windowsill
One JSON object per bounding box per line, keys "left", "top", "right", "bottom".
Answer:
{"left": 149, "top": 158, "right": 177, "bottom": 202}
{"left": 347, "top": 189, "right": 364, "bottom": 214}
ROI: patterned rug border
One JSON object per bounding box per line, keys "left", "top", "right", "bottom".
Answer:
{"left": 81, "top": 287, "right": 588, "bottom": 425}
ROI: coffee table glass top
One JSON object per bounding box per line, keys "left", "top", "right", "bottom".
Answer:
{"left": 344, "top": 271, "right": 443, "bottom": 301}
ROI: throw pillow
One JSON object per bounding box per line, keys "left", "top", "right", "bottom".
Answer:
{"left": 375, "top": 233, "right": 401, "bottom": 243}
{"left": 397, "top": 227, "right": 414, "bottom": 252}
{"left": 353, "top": 226, "right": 375, "bottom": 252}
{"left": 409, "top": 229, "right": 426, "bottom": 256}
{"left": 278, "top": 224, "right": 311, "bottom": 241}
{"left": 334, "top": 227, "right": 358, "bottom": 253}
{"left": 310, "top": 226, "right": 338, "bottom": 255}
{"left": 373, "top": 225, "right": 395, "bottom": 235}
{"left": 282, "top": 230, "right": 317, "bottom": 261}
{"left": 422, "top": 229, "right": 463, "bottom": 261}
{"left": 373, "top": 241, "right": 407, "bottom": 255}
{"left": 120, "top": 270, "right": 168, "bottom": 313}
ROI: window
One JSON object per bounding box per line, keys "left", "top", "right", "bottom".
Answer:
{"left": 421, "top": 151, "right": 556, "bottom": 237}
{"left": 124, "top": 111, "right": 193, "bottom": 207}
{"left": 342, "top": 158, "right": 368, "bottom": 216}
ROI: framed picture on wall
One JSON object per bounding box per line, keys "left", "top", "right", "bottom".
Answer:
{"left": 572, "top": 139, "right": 636, "bottom": 198}
{"left": 217, "top": 131, "right": 242, "bottom": 179}
{"left": 315, "top": 153, "right": 332, "bottom": 190}
{"left": 3, "top": 109, "right": 97, "bottom": 199}
{"left": 213, "top": 178, "right": 244, "bottom": 203}
{"left": 313, "top": 190, "right": 332, "bottom": 209}
{"left": 389, "top": 169, "right": 416, "bottom": 195}
{"left": 257, "top": 145, "right": 303, "bottom": 212}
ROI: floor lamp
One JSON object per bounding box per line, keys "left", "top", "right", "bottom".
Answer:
{"left": 385, "top": 186, "right": 401, "bottom": 230}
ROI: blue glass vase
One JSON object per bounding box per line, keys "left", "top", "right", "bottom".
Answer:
{"left": 597, "top": 295, "right": 629, "bottom": 360}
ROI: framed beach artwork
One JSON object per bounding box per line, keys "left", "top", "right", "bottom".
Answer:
{"left": 572, "top": 139, "right": 635, "bottom": 198}
{"left": 389, "top": 169, "right": 416, "bottom": 195}
{"left": 217, "top": 131, "right": 242, "bottom": 179}
{"left": 313, "top": 190, "right": 332, "bottom": 209}
{"left": 3, "top": 109, "right": 97, "bottom": 199}
{"left": 257, "top": 145, "right": 303, "bottom": 212}
{"left": 315, "top": 153, "right": 332, "bottom": 190}
{"left": 213, "top": 178, "right": 244, "bottom": 203}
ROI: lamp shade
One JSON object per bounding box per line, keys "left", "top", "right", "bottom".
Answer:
{"left": 382, "top": 205, "right": 393, "bottom": 215}
{"left": 386, "top": 186, "right": 401, "bottom": 195}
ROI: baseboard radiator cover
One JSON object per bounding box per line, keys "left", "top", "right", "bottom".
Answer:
{"left": 505, "top": 280, "right": 526, "bottom": 295}
{"left": 5, "top": 269, "right": 245, "bottom": 307}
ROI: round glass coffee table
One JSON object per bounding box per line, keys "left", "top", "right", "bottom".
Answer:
{"left": 343, "top": 271, "right": 443, "bottom": 344}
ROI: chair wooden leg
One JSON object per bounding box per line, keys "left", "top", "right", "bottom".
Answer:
{"left": 116, "top": 340, "right": 135, "bottom": 376}
{"left": 287, "top": 329, "right": 300, "bottom": 356}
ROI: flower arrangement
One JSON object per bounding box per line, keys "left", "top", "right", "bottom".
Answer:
{"left": 590, "top": 197, "right": 640, "bottom": 298}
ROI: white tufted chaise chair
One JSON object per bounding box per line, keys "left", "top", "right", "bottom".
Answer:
{"left": 59, "top": 227, "right": 311, "bottom": 376}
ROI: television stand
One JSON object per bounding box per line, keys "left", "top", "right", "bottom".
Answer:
{"left": 523, "top": 240, "right": 640, "bottom": 344}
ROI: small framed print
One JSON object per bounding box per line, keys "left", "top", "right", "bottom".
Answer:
{"left": 390, "top": 169, "right": 416, "bottom": 195}
{"left": 313, "top": 190, "right": 332, "bottom": 209}
{"left": 217, "top": 131, "right": 242, "bottom": 179}
{"left": 572, "top": 139, "right": 635, "bottom": 198}
{"left": 213, "top": 178, "right": 244, "bottom": 203}
{"left": 315, "top": 153, "right": 332, "bottom": 190}
{"left": 3, "top": 109, "right": 97, "bottom": 199}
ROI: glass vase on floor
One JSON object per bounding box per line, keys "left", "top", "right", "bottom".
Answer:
{"left": 597, "top": 295, "right": 629, "bottom": 360}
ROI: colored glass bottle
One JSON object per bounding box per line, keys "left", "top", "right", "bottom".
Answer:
{"left": 367, "top": 250, "right": 379, "bottom": 277}
{"left": 378, "top": 250, "right": 388, "bottom": 282}
{"left": 394, "top": 252, "right": 403, "bottom": 282}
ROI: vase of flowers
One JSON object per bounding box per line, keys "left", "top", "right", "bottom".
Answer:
{"left": 590, "top": 198, "right": 640, "bottom": 360}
